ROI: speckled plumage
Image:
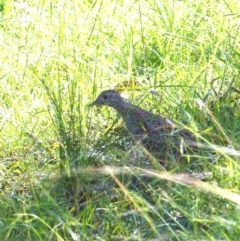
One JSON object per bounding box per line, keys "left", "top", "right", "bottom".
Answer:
{"left": 90, "top": 90, "right": 197, "bottom": 164}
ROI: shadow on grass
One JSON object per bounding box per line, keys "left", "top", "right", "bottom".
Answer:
{"left": 1, "top": 153, "right": 240, "bottom": 241}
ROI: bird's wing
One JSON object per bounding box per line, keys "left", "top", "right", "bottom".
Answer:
{"left": 135, "top": 108, "right": 196, "bottom": 141}
{"left": 133, "top": 108, "right": 175, "bottom": 134}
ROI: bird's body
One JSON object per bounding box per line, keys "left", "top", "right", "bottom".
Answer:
{"left": 90, "top": 90, "right": 198, "bottom": 166}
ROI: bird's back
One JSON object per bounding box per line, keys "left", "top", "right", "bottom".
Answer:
{"left": 120, "top": 105, "right": 197, "bottom": 163}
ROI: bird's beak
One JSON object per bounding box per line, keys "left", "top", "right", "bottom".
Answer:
{"left": 89, "top": 101, "right": 97, "bottom": 107}
{"left": 89, "top": 99, "right": 102, "bottom": 107}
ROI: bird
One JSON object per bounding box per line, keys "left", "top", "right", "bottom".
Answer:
{"left": 90, "top": 89, "right": 200, "bottom": 167}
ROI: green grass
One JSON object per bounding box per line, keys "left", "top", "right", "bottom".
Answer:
{"left": 0, "top": 0, "right": 240, "bottom": 240}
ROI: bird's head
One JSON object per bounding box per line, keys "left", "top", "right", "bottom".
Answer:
{"left": 90, "top": 90, "right": 125, "bottom": 108}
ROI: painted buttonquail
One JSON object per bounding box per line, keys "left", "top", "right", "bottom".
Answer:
{"left": 90, "top": 90, "right": 199, "bottom": 166}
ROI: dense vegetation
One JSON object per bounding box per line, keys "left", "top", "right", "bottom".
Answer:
{"left": 0, "top": 0, "right": 239, "bottom": 240}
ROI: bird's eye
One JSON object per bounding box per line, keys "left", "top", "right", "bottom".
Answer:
{"left": 103, "top": 95, "right": 107, "bottom": 100}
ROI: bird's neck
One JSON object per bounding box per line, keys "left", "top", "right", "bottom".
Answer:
{"left": 110, "top": 100, "right": 136, "bottom": 115}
